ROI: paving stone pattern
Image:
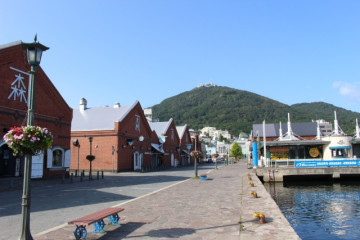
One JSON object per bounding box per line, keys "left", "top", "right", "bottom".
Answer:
{"left": 35, "top": 163, "right": 300, "bottom": 240}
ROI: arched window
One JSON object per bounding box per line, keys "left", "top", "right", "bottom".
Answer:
{"left": 53, "top": 149, "right": 63, "bottom": 167}
{"left": 47, "top": 147, "right": 65, "bottom": 168}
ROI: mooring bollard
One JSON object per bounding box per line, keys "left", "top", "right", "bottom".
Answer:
{"left": 97, "top": 171, "right": 99, "bottom": 180}
{"left": 101, "top": 171, "right": 104, "bottom": 179}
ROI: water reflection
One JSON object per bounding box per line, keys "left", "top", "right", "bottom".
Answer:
{"left": 264, "top": 181, "right": 360, "bottom": 240}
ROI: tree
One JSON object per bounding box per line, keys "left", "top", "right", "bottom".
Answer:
{"left": 219, "top": 134, "right": 224, "bottom": 142}
{"left": 230, "top": 142, "right": 243, "bottom": 161}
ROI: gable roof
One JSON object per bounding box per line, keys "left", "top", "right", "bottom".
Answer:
{"left": 176, "top": 124, "right": 188, "bottom": 139}
{"left": 71, "top": 101, "right": 138, "bottom": 131}
{"left": 148, "top": 118, "right": 173, "bottom": 136}
{"left": 253, "top": 122, "right": 317, "bottom": 138}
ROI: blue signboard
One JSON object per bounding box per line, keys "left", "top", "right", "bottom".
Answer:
{"left": 295, "top": 160, "right": 360, "bottom": 168}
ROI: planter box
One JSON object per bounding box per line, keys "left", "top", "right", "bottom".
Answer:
{"left": 200, "top": 175, "right": 207, "bottom": 181}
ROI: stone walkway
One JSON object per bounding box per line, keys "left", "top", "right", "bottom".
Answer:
{"left": 34, "top": 162, "right": 300, "bottom": 240}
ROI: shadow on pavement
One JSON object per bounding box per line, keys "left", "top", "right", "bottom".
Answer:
{"left": 0, "top": 174, "right": 189, "bottom": 217}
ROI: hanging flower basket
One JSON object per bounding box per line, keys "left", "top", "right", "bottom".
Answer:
{"left": 190, "top": 150, "right": 202, "bottom": 159}
{"left": 3, "top": 126, "right": 53, "bottom": 156}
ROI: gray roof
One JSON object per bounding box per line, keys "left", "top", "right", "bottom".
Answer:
{"left": 252, "top": 122, "right": 317, "bottom": 138}
{"left": 266, "top": 139, "right": 330, "bottom": 146}
{"left": 176, "top": 124, "right": 187, "bottom": 139}
{"left": 149, "top": 118, "right": 173, "bottom": 136}
{"left": 0, "top": 40, "right": 22, "bottom": 50}
{"left": 71, "top": 101, "right": 137, "bottom": 131}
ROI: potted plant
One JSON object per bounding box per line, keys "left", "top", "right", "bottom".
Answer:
{"left": 200, "top": 173, "right": 207, "bottom": 180}
{"left": 190, "top": 150, "right": 202, "bottom": 159}
{"left": 3, "top": 126, "right": 53, "bottom": 156}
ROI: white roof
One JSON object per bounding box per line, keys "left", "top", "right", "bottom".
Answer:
{"left": 176, "top": 124, "right": 187, "bottom": 139}
{"left": 71, "top": 101, "right": 138, "bottom": 131}
{"left": 0, "top": 41, "right": 22, "bottom": 50}
{"left": 149, "top": 118, "right": 173, "bottom": 136}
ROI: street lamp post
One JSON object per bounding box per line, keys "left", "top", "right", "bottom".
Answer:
{"left": 19, "top": 35, "right": 49, "bottom": 240}
{"left": 194, "top": 134, "right": 198, "bottom": 178}
{"left": 86, "top": 137, "right": 95, "bottom": 180}
{"left": 186, "top": 143, "right": 192, "bottom": 166}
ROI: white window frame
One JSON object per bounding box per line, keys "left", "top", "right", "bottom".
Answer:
{"left": 47, "top": 146, "right": 65, "bottom": 169}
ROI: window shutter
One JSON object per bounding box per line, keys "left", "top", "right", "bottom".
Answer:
{"left": 64, "top": 149, "right": 71, "bottom": 167}
{"left": 47, "top": 149, "right": 53, "bottom": 168}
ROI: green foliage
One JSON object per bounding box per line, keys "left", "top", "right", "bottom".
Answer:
{"left": 230, "top": 142, "right": 243, "bottom": 159}
{"left": 219, "top": 134, "right": 224, "bottom": 142}
{"left": 152, "top": 86, "right": 360, "bottom": 136}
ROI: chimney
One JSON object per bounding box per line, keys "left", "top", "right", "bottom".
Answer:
{"left": 80, "top": 98, "right": 87, "bottom": 112}
{"left": 113, "top": 102, "right": 121, "bottom": 108}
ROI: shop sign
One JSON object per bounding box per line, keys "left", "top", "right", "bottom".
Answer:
{"left": 295, "top": 160, "right": 360, "bottom": 168}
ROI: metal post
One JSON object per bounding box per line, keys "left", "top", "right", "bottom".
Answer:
{"left": 112, "top": 146, "right": 115, "bottom": 173}
{"left": 89, "top": 137, "right": 93, "bottom": 180}
{"left": 19, "top": 65, "right": 36, "bottom": 240}
{"left": 77, "top": 145, "right": 80, "bottom": 176}
{"left": 194, "top": 135, "right": 198, "bottom": 178}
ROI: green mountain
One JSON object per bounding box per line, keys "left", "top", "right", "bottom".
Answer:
{"left": 151, "top": 86, "right": 360, "bottom": 136}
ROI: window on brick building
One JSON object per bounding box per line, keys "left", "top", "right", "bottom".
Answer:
{"left": 135, "top": 115, "right": 140, "bottom": 132}
{"left": 52, "top": 149, "right": 63, "bottom": 167}
{"left": 47, "top": 147, "right": 70, "bottom": 169}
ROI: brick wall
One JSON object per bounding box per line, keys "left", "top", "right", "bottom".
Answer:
{"left": 0, "top": 43, "right": 72, "bottom": 178}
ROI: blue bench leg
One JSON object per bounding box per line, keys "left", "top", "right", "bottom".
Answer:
{"left": 108, "top": 213, "right": 121, "bottom": 226}
{"left": 74, "top": 225, "right": 87, "bottom": 240}
{"left": 93, "top": 219, "right": 106, "bottom": 233}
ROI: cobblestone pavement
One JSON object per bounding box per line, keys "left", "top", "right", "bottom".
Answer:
{"left": 33, "top": 162, "right": 300, "bottom": 240}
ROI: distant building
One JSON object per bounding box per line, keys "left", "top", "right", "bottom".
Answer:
{"left": 213, "top": 129, "right": 231, "bottom": 140}
{"left": 217, "top": 141, "right": 230, "bottom": 156}
{"left": 197, "top": 82, "right": 217, "bottom": 88}
{"left": 200, "top": 127, "right": 216, "bottom": 137}
{"left": 235, "top": 132, "right": 250, "bottom": 158}
{"left": 144, "top": 108, "right": 153, "bottom": 122}
{"left": 313, "top": 119, "right": 332, "bottom": 136}
{"left": 200, "top": 127, "right": 231, "bottom": 140}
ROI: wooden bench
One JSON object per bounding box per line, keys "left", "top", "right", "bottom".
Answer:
{"left": 68, "top": 207, "right": 124, "bottom": 240}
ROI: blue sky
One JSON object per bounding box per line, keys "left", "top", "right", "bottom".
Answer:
{"left": 1, "top": 0, "right": 360, "bottom": 113}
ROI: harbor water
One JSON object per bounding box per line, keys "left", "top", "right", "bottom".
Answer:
{"left": 264, "top": 180, "right": 360, "bottom": 240}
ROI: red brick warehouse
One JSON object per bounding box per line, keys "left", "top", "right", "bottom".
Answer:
{"left": 70, "top": 99, "right": 155, "bottom": 173}
{"left": 0, "top": 41, "right": 72, "bottom": 178}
